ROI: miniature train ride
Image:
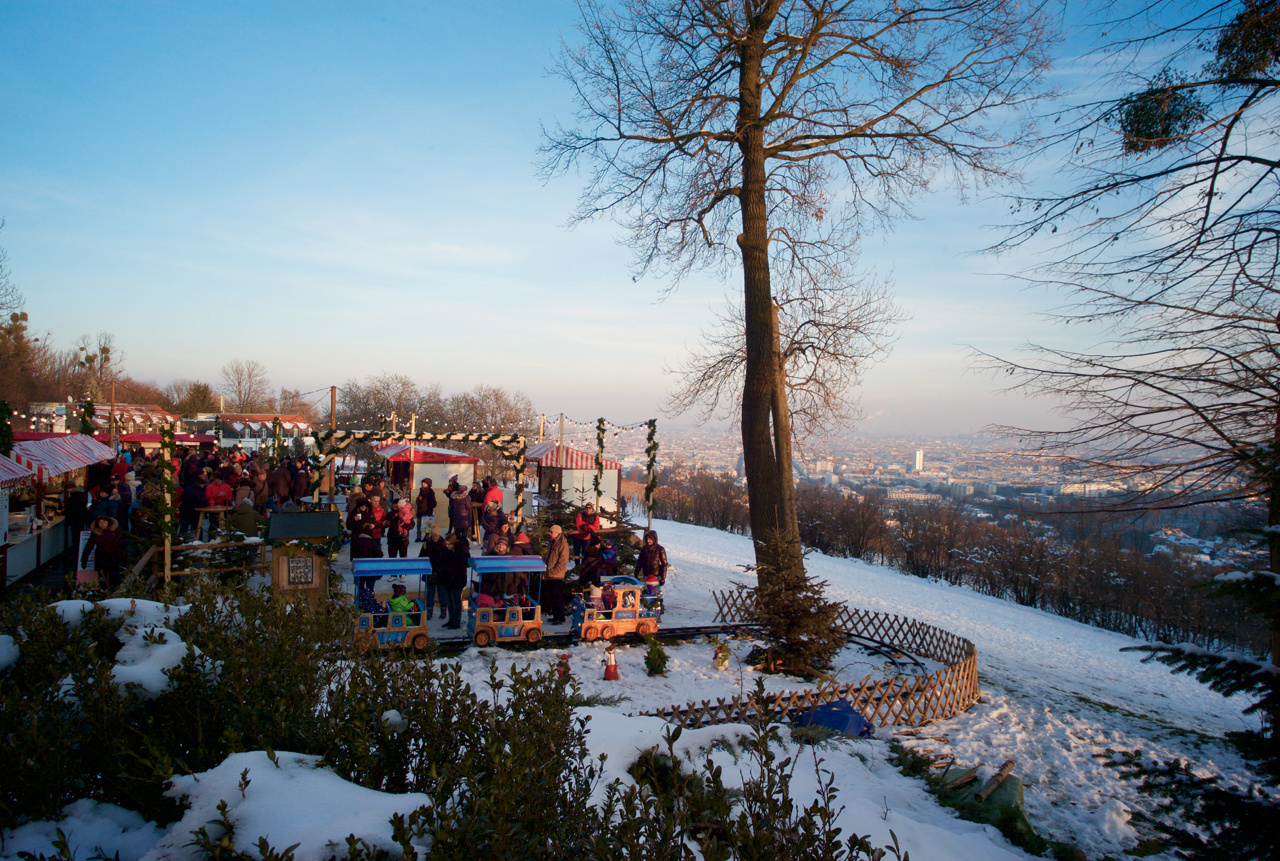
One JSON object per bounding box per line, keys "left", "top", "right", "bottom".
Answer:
{"left": 351, "top": 551, "right": 666, "bottom": 649}
{"left": 351, "top": 557, "right": 434, "bottom": 652}
{"left": 467, "top": 555, "right": 548, "bottom": 646}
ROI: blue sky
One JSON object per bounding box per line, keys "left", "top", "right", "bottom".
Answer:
{"left": 1, "top": 0, "right": 1094, "bottom": 437}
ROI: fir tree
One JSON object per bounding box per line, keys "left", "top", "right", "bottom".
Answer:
{"left": 749, "top": 537, "right": 844, "bottom": 675}
{"left": 0, "top": 400, "right": 12, "bottom": 456}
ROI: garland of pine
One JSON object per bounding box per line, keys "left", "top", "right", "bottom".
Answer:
{"left": 592, "top": 417, "right": 606, "bottom": 503}
{"left": 304, "top": 430, "right": 529, "bottom": 522}
{"left": 644, "top": 418, "right": 659, "bottom": 514}
{"left": 271, "top": 417, "right": 284, "bottom": 466}
{"left": 156, "top": 422, "right": 178, "bottom": 544}
{"left": 79, "top": 401, "right": 96, "bottom": 436}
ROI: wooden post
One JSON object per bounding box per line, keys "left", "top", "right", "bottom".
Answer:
{"left": 539, "top": 413, "right": 545, "bottom": 442}
{"left": 328, "top": 386, "right": 337, "bottom": 510}
{"left": 162, "top": 422, "right": 174, "bottom": 584}
{"left": 109, "top": 381, "right": 117, "bottom": 451}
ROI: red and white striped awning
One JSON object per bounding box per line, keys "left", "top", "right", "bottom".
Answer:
{"left": 525, "top": 441, "right": 622, "bottom": 471}
{"left": 9, "top": 435, "right": 116, "bottom": 483}
{"left": 0, "top": 455, "right": 36, "bottom": 489}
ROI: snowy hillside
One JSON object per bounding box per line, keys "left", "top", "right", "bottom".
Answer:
{"left": 2, "top": 519, "right": 1257, "bottom": 861}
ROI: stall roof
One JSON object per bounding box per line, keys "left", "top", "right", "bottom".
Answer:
{"left": 0, "top": 455, "right": 37, "bottom": 489}
{"left": 264, "top": 511, "right": 343, "bottom": 540}
{"left": 107, "top": 432, "right": 217, "bottom": 444}
{"left": 9, "top": 435, "right": 115, "bottom": 483}
{"left": 373, "top": 442, "right": 480, "bottom": 464}
{"left": 525, "top": 441, "right": 622, "bottom": 471}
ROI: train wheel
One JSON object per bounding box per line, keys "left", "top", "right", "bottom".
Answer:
{"left": 410, "top": 633, "right": 430, "bottom": 651}
{"left": 474, "top": 629, "right": 493, "bottom": 647}
{"left": 601, "top": 625, "right": 616, "bottom": 639}
{"left": 525, "top": 627, "right": 543, "bottom": 644}
{"left": 582, "top": 625, "right": 598, "bottom": 641}
{"left": 636, "top": 622, "right": 655, "bottom": 637}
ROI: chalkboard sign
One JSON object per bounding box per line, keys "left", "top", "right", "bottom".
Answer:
{"left": 287, "top": 555, "right": 315, "bottom": 586}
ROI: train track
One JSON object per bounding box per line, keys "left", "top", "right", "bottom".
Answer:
{"left": 432, "top": 621, "right": 928, "bottom": 677}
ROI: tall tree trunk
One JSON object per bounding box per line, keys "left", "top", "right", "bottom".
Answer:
{"left": 735, "top": 2, "right": 800, "bottom": 577}
{"left": 770, "top": 301, "right": 803, "bottom": 572}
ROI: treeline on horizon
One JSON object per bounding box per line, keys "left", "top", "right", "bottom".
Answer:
{"left": 648, "top": 468, "right": 1269, "bottom": 657}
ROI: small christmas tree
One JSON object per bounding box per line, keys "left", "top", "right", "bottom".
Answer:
{"left": 749, "top": 535, "right": 844, "bottom": 675}
{"left": 644, "top": 635, "right": 669, "bottom": 676}
{"left": 79, "top": 400, "right": 95, "bottom": 435}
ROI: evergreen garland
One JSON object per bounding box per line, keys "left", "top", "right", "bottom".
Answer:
{"left": 271, "top": 417, "right": 284, "bottom": 467}
{"left": 79, "top": 401, "right": 95, "bottom": 436}
{"left": 592, "top": 417, "right": 606, "bottom": 503}
{"left": 644, "top": 419, "right": 659, "bottom": 514}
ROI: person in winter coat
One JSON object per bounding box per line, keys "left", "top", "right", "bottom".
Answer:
{"left": 448, "top": 484, "right": 472, "bottom": 540}
{"left": 80, "top": 515, "right": 126, "bottom": 589}
{"left": 292, "top": 465, "right": 311, "bottom": 504}
{"left": 418, "top": 526, "right": 446, "bottom": 618}
{"left": 233, "top": 478, "right": 255, "bottom": 509}
{"left": 267, "top": 464, "right": 293, "bottom": 509}
{"left": 350, "top": 522, "right": 384, "bottom": 560}
{"left": 578, "top": 533, "right": 604, "bottom": 589}
{"left": 205, "top": 475, "right": 233, "bottom": 508}
{"left": 227, "top": 500, "right": 266, "bottom": 538}
{"left": 63, "top": 480, "right": 89, "bottom": 546}
{"left": 111, "top": 477, "right": 133, "bottom": 534}
{"left": 543, "top": 524, "right": 570, "bottom": 625}
{"left": 415, "top": 478, "right": 436, "bottom": 540}
{"left": 484, "top": 521, "right": 513, "bottom": 555}
{"left": 437, "top": 533, "right": 470, "bottom": 628}
{"left": 482, "top": 478, "right": 503, "bottom": 507}
{"left": 635, "top": 530, "right": 670, "bottom": 586}
{"left": 480, "top": 500, "right": 505, "bottom": 543}
{"left": 574, "top": 503, "right": 601, "bottom": 557}
{"left": 178, "top": 479, "right": 207, "bottom": 535}
{"left": 386, "top": 498, "right": 414, "bottom": 558}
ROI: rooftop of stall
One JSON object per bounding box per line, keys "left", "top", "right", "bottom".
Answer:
{"left": 263, "top": 511, "right": 343, "bottom": 605}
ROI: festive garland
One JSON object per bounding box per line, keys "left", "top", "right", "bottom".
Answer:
{"left": 303, "top": 430, "right": 529, "bottom": 522}
{"left": 156, "top": 422, "right": 179, "bottom": 544}
{"left": 645, "top": 419, "right": 659, "bottom": 514}
{"left": 79, "top": 401, "right": 96, "bottom": 436}
{"left": 271, "top": 417, "right": 284, "bottom": 466}
{"left": 266, "top": 535, "right": 342, "bottom": 560}
{"left": 592, "top": 417, "right": 606, "bottom": 503}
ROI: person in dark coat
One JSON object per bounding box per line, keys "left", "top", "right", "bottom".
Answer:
{"left": 448, "top": 484, "right": 472, "bottom": 540}
{"left": 350, "top": 522, "right": 384, "bottom": 560}
{"left": 64, "top": 480, "right": 89, "bottom": 546}
{"left": 80, "top": 515, "right": 126, "bottom": 589}
{"left": 178, "top": 478, "right": 207, "bottom": 535}
{"left": 415, "top": 478, "right": 436, "bottom": 540}
{"left": 227, "top": 500, "right": 266, "bottom": 538}
{"left": 578, "top": 533, "right": 604, "bottom": 589}
{"left": 635, "top": 529, "right": 670, "bottom": 585}
{"left": 267, "top": 464, "right": 293, "bottom": 510}
{"left": 437, "top": 532, "right": 470, "bottom": 628}
{"left": 418, "top": 526, "right": 446, "bottom": 618}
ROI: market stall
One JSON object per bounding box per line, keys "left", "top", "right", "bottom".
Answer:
{"left": 373, "top": 442, "right": 480, "bottom": 514}
{"left": 525, "top": 441, "right": 623, "bottom": 521}
{"left": 0, "top": 455, "right": 38, "bottom": 587}
{"left": 5, "top": 433, "right": 116, "bottom": 583}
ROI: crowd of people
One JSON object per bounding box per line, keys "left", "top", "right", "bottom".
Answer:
{"left": 347, "top": 473, "right": 670, "bottom": 628}
{"left": 64, "top": 443, "right": 316, "bottom": 588}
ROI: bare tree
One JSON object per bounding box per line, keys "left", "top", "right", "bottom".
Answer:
{"left": 0, "top": 222, "right": 22, "bottom": 315}
{"left": 667, "top": 271, "right": 902, "bottom": 449}
{"left": 336, "top": 374, "right": 446, "bottom": 431}
{"left": 987, "top": 0, "right": 1280, "bottom": 795}
{"left": 73, "top": 332, "right": 121, "bottom": 403}
{"left": 218, "top": 359, "right": 272, "bottom": 413}
{"left": 544, "top": 0, "right": 1051, "bottom": 579}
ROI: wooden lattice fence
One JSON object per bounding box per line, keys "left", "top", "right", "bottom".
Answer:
{"left": 644, "top": 589, "right": 980, "bottom": 729}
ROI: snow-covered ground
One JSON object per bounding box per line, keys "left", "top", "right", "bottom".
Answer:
{"left": 3, "top": 519, "right": 1257, "bottom": 861}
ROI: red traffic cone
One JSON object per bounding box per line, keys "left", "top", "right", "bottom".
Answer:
{"left": 603, "top": 644, "right": 620, "bottom": 681}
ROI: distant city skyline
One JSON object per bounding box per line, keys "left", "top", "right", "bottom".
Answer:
{"left": 2, "top": 1, "right": 1098, "bottom": 438}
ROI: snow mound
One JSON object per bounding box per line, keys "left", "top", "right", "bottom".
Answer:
{"left": 0, "top": 799, "right": 165, "bottom": 861}
{"left": 0, "top": 634, "right": 17, "bottom": 672}
{"left": 142, "top": 751, "right": 431, "bottom": 861}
